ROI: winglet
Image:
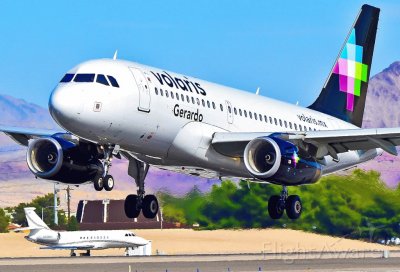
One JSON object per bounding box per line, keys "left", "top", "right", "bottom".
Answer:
{"left": 113, "top": 50, "right": 118, "bottom": 60}
{"left": 256, "top": 87, "right": 260, "bottom": 95}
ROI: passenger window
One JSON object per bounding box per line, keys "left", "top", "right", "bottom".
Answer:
{"left": 160, "top": 89, "right": 164, "bottom": 96}
{"left": 107, "top": 75, "right": 120, "bottom": 87}
{"left": 259, "top": 114, "right": 262, "bottom": 121}
{"left": 234, "top": 108, "right": 237, "bottom": 115}
{"left": 284, "top": 121, "right": 287, "bottom": 128}
{"left": 269, "top": 117, "right": 273, "bottom": 124}
{"left": 181, "top": 94, "right": 184, "bottom": 101}
{"left": 155, "top": 88, "right": 158, "bottom": 95}
{"left": 274, "top": 118, "right": 277, "bottom": 125}
{"left": 228, "top": 106, "right": 232, "bottom": 113}
{"left": 60, "top": 73, "right": 74, "bottom": 83}
{"left": 249, "top": 112, "right": 252, "bottom": 119}
{"left": 186, "top": 95, "right": 190, "bottom": 103}
{"left": 96, "top": 74, "right": 109, "bottom": 86}
{"left": 294, "top": 123, "right": 297, "bottom": 130}
{"left": 176, "top": 92, "right": 179, "bottom": 100}
{"left": 74, "top": 73, "right": 95, "bottom": 82}
{"left": 196, "top": 98, "right": 200, "bottom": 105}
{"left": 299, "top": 125, "right": 302, "bottom": 131}
{"left": 244, "top": 110, "right": 247, "bottom": 117}
{"left": 191, "top": 97, "right": 195, "bottom": 104}
{"left": 165, "top": 91, "right": 169, "bottom": 98}
{"left": 254, "top": 113, "right": 257, "bottom": 120}
{"left": 202, "top": 99, "right": 205, "bottom": 107}
{"left": 279, "top": 119, "right": 282, "bottom": 127}
{"left": 289, "top": 122, "right": 292, "bottom": 129}
{"left": 212, "top": 102, "right": 216, "bottom": 109}
{"left": 264, "top": 115, "right": 267, "bottom": 123}
{"left": 220, "top": 104, "right": 223, "bottom": 111}
{"left": 171, "top": 92, "right": 174, "bottom": 99}
{"left": 239, "top": 109, "right": 242, "bottom": 116}
{"left": 207, "top": 101, "right": 210, "bottom": 108}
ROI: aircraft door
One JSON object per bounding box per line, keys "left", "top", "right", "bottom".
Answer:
{"left": 129, "top": 67, "right": 151, "bottom": 113}
{"left": 225, "top": 100, "right": 233, "bottom": 124}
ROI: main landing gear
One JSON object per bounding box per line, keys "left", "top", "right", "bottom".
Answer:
{"left": 93, "top": 146, "right": 115, "bottom": 192}
{"left": 124, "top": 159, "right": 159, "bottom": 219}
{"left": 268, "top": 186, "right": 302, "bottom": 220}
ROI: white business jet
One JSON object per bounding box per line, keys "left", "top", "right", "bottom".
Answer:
{"left": 21, "top": 207, "right": 148, "bottom": 256}
{"left": 1, "top": 5, "right": 397, "bottom": 220}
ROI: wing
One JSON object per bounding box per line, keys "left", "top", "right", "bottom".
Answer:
{"left": 40, "top": 245, "right": 94, "bottom": 250}
{"left": 0, "top": 125, "right": 63, "bottom": 146}
{"left": 212, "top": 128, "right": 400, "bottom": 160}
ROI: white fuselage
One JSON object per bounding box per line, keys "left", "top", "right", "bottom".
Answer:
{"left": 49, "top": 59, "right": 379, "bottom": 183}
{"left": 27, "top": 228, "right": 148, "bottom": 250}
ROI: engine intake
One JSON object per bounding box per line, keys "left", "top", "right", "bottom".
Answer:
{"left": 244, "top": 136, "right": 322, "bottom": 185}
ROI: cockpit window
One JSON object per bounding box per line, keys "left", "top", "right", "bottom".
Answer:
{"left": 74, "top": 73, "right": 95, "bottom": 82}
{"left": 96, "top": 74, "right": 109, "bottom": 86}
{"left": 107, "top": 75, "right": 119, "bottom": 88}
{"left": 60, "top": 73, "right": 74, "bottom": 83}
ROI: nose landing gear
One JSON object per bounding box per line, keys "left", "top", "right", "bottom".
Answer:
{"left": 93, "top": 146, "right": 115, "bottom": 192}
{"left": 268, "top": 186, "right": 302, "bottom": 220}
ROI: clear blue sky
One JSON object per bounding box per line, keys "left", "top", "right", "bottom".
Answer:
{"left": 1, "top": 0, "right": 400, "bottom": 108}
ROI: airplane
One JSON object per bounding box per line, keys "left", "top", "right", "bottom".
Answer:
{"left": 0, "top": 4, "right": 396, "bottom": 220}
{"left": 20, "top": 207, "right": 149, "bottom": 256}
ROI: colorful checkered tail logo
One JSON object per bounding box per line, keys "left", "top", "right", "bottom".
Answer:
{"left": 308, "top": 4, "right": 380, "bottom": 128}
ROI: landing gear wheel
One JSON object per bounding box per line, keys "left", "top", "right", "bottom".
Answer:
{"left": 286, "top": 195, "right": 302, "bottom": 220}
{"left": 93, "top": 176, "right": 104, "bottom": 191}
{"left": 268, "top": 195, "right": 284, "bottom": 219}
{"left": 142, "top": 195, "right": 159, "bottom": 219}
{"left": 104, "top": 175, "right": 114, "bottom": 191}
{"left": 124, "top": 194, "right": 141, "bottom": 218}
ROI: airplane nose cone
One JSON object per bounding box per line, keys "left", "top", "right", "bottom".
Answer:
{"left": 49, "top": 86, "right": 83, "bottom": 130}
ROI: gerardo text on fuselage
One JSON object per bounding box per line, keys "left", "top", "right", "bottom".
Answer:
{"left": 151, "top": 71, "right": 206, "bottom": 96}
{"left": 173, "top": 104, "right": 203, "bottom": 122}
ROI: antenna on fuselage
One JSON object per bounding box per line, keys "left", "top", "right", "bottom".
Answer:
{"left": 113, "top": 50, "right": 118, "bottom": 60}
{"left": 256, "top": 87, "right": 260, "bottom": 95}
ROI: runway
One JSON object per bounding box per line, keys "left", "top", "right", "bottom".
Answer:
{"left": 1, "top": 252, "right": 400, "bottom": 272}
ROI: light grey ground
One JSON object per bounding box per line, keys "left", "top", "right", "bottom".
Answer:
{"left": 0, "top": 253, "right": 400, "bottom": 272}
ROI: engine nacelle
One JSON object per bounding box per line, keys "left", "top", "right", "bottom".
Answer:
{"left": 34, "top": 229, "right": 60, "bottom": 244}
{"left": 244, "top": 136, "right": 322, "bottom": 185}
{"left": 27, "top": 135, "right": 102, "bottom": 184}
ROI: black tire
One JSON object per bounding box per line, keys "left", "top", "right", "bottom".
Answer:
{"left": 70, "top": 253, "right": 76, "bottom": 257}
{"left": 268, "top": 195, "right": 284, "bottom": 219}
{"left": 142, "top": 195, "right": 159, "bottom": 219}
{"left": 124, "top": 194, "right": 141, "bottom": 218}
{"left": 286, "top": 195, "right": 302, "bottom": 220}
{"left": 104, "top": 175, "right": 114, "bottom": 191}
{"left": 93, "top": 176, "right": 104, "bottom": 191}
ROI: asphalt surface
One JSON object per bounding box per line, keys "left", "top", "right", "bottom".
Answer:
{"left": 0, "top": 254, "right": 400, "bottom": 272}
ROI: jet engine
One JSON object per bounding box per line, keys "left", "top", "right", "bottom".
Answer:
{"left": 26, "top": 134, "right": 102, "bottom": 184}
{"left": 243, "top": 136, "right": 322, "bottom": 185}
{"left": 34, "top": 229, "right": 60, "bottom": 244}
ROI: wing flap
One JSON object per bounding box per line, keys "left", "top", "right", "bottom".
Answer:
{"left": 212, "top": 127, "right": 400, "bottom": 159}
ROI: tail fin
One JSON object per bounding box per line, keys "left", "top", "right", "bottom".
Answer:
{"left": 308, "top": 4, "right": 380, "bottom": 127}
{"left": 24, "top": 207, "right": 50, "bottom": 230}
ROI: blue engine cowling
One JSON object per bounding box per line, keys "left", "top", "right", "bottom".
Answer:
{"left": 26, "top": 134, "right": 102, "bottom": 184}
{"left": 243, "top": 136, "right": 322, "bottom": 185}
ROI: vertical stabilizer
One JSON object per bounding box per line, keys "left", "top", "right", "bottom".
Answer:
{"left": 24, "top": 207, "right": 50, "bottom": 230}
{"left": 308, "top": 5, "right": 380, "bottom": 127}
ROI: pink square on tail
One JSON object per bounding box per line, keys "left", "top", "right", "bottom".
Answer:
{"left": 339, "top": 75, "right": 348, "bottom": 92}
{"left": 347, "top": 93, "right": 354, "bottom": 111}
{"left": 338, "top": 58, "right": 348, "bottom": 76}
{"left": 347, "top": 77, "right": 354, "bottom": 95}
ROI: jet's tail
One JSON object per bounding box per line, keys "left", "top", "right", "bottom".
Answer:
{"left": 308, "top": 4, "right": 380, "bottom": 127}
{"left": 24, "top": 207, "right": 50, "bottom": 230}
